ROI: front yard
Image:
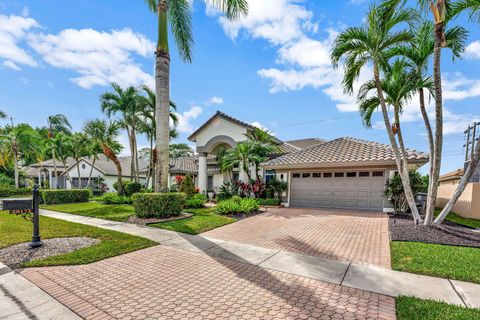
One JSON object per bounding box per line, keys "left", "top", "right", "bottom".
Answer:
{"left": 41, "top": 201, "right": 135, "bottom": 222}
{"left": 0, "top": 210, "right": 155, "bottom": 267}
{"left": 396, "top": 296, "right": 480, "bottom": 320}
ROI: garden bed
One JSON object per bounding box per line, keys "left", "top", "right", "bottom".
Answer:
{"left": 0, "top": 237, "right": 100, "bottom": 268}
{"left": 389, "top": 214, "right": 480, "bottom": 248}
{"left": 127, "top": 212, "right": 193, "bottom": 225}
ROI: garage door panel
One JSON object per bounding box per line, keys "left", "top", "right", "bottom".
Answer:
{"left": 291, "top": 172, "right": 385, "bottom": 211}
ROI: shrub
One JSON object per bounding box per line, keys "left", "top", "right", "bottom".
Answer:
{"left": 0, "top": 185, "right": 32, "bottom": 197}
{"left": 185, "top": 193, "right": 207, "bottom": 208}
{"left": 384, "top": 170, "right": 428, "bottom": 213}
{"left": 216, "top": 197, "right": 259, "bottom": 215}
{"left": 257, "top": 198, "right": 281, "bottom": 206}
{"left": 251, "top": 180, "right": 266, "bottom": 198}
{"left": 102, "top": 193, "right": 132, "bottom": 204}
{"left": 132, "top": 192, "right": 187, "bottom": 218}
{"left": 179, "top": 174, "right": 195, "bottom": 196}
{"left": 267, "top": 178, "right": 288, "bottom": 201}
{"left": 0, "top": 173, "right": 14, "bottom": 186}
{"left": 124, "top": 181, "right": 142, "bottom": 196}
{"left": 113, "top": 181, "right": 124, "bottom": 194}
{"left": 42, "top": 189, "right": 91, "bottom": 205}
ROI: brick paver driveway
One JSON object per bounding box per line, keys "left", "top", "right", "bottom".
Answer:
{"left": 204, "top": 208, "right": 391, "bottom": 268}
{"left": 21, "top": 245, "right": 395, "bottom": 320}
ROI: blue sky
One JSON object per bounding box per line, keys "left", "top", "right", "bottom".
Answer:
{"left": 1, "top": 0, "right": 479, "bottom": 174}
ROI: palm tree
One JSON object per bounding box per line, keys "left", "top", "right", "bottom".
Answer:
{"left": 85, "top": 142, "right": 102, "bottom": 189}
{"left": 0, "top": 124, "right": 39, "bottom": 187}
{"left": 70, "top": 133, "right": 91, "bottom": 188}
{"left": 137, "top": 85, "right": 178, "bottom": 189}
{"left": 388, "top": 20, "right": 467, "bottom": 225}
{"left": 46, "top": 114, "right": 71, "bottom": 189}
{"left": 0, "top": 110, "right": 6, "bottom": 120}
{"left": 101, "top": 83, "right": 141, "bottom": 182}
{"left": 143, "top": 0, "right": 248, "bottom": 191}
{"left": 84, "top": 119, "right": 124, "bottom": 194}
{"left": 331, "top": 0, "right": 423, "bottom": 222}
{"left": 245, "top": 127, "right": 281, "bottom": 180}
{"left": 222, "top": 142, "right": 261, "bottom": 182}
{"left": 53, "top": 132, "right": 75, "bottom": 187}
{"left": 449, "top": 0, "right": 480, "bottom": 22}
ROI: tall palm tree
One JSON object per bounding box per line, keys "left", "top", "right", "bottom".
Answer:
{"left": 53, "top": 132, "right": 75, "bottom": 187}
{"left": 222, "top": 142, "right": 260, "bottom": 182}
{"left": 143, "top": 0, "right": 248, "bottom": 191}
{"left": 70, "top": 133, "right": 91, "bottom": 188}
{"left": 332, "top": 0, "right": 423, "bottom": 222}
{"left": 0, "top": 110, "right": 6, "bottom": 120}
{"left": 388, "top": 20, "right": 467, "bottom": 224}
{"left": 46, "top": 114, "right": 71, "bottom": 189}
{"left": 85, "top": 142, "right": 102, "bottom": 189}
{"left": 137, "top": 85, "right": 178, "bottom": 189}
{"left": 0, "top": 124, "right": 39, "bottom": 187}
{"left": 101, "top": 83, "right": 140, "bottom": 182}
{"left": 449, "top": 0, "right": 480, "bottom": 22}
{"left": 84, "top": 119, "right": 124, "bottom": 194}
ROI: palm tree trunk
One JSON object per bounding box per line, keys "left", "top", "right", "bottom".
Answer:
{"left": 373, "top": 64, "right": 422, "bottom": 222}
{"left": 425, "top": 22, "right": 445, "bottom": 226}
{"left": 62, "top": 159, "right": 73, "bottom": 188}
{"left": 435, "top": 137, "right": 480, "bottom": 224}
{"left": 87, "top": 157, "right": 96, "bottom": 188}
{"left": 155, "top": 1, "right": 170, "bottom": 192}
{"left": 52, "top": 149, "right": 57, "bottom": 189}
{"left": 103, "top": 145, "right": 123, "bottom": 194}
{"left": 13, "top": 147, "right": 19, "bottom": 188}
{"left": 394, "top": 107, "right": 407, "bottom": 161}
{"left": 127, "top": 127, "right": 134, "bottom": 181}
{"left": 146, "top": 137, "right": 153, "bottom": 188}
{"left": 76, "top": 159, "right": 82, "bottom": 189}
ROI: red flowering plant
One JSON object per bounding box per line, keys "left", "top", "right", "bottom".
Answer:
{"left": 236, "top": 180, "right": 252, "bottom": 197}
{"left": 251, "top": 179, "right": 266, "bottom": 198}
{"left": 175, "top": 175, "right": 185, "bottom": 185}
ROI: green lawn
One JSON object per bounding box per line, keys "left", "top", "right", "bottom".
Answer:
{"left": 396, "top": 296, "right": 480, "bottom": 320}
{"left": 435, "top": 209, "right": 480, "bottom": 229}
{"left": 0, "top": 210, "right": 155, "bottom": 267}
{"left": 149, "top": 207, "right": 237, "bottom": 235}
{"left": 41, "top": 202, "right": 135, "bottom": 222}
{"left": 391, "top": 241, "right": 480, "bottom": 284}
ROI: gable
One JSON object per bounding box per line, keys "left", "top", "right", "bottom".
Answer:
{"left": 194, "top": 116, "right": 249, "bottom": 147}
{"left": 64, "top": 159, "right": 105, "bottom": 178}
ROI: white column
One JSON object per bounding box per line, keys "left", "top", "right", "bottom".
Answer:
{"left": 49, "top": 170, "right": 53, "bottom": 189}
{"left": 198, "top": 153, "right": 207, "bottom": 193}
{"left": 37, "top": 170, "right": 41, "bottom": 186}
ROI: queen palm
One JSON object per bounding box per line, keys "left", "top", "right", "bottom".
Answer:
{"left": 46, "top": 114, "right": 71, "bottom": 189}
{"left": 143, "top": 0, "right": 248, "bottom": 191}
{"left": 222, "top": 142, "right": 260, "bottom": 182}
{"left": 70, "top": 133, "right": 91, "bottom": 188}
{"left": 84, "top": 119, "right": 124, "bottom": 194}
{"left": 389, "top": 20, "right": 467, "bottom": 225}
{"left": 53, "top": 132, "right": 75, "bottom": 187}
{"left": 332, "top": 0, "right": 423, "bottom": 222}
{"left": 245, "top": 127, "right": 281, "bottom": 180}
{"left": 101, "top": 83, "right": 140, "bottom": 182}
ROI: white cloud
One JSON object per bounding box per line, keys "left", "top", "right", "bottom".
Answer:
{"left": 3, "top": 60, "right": 22, "bottom": 70}
{"left": 0, "top": 14, "right": 38, "bottom": 68}
{"left": 465, "top": 41, "right": 480, "bottom": 59}
{"left": 28, "top": 28, "right": 155, "bottom": 89}
{"left": 443, "top": 72, "right": 480, "bottom": 101}
{"left": 175, "top": 105, "right": 203, "bottom": 133}
{"left": 208, "top": 96, "right": 224, "bottom": 105}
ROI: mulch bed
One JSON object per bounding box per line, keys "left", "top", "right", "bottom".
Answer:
{"left": 389, "top": 214, "right": 480, "bottom": 248}
{"left": 0, "top": 237, "right": 100, "bottom": 268}
{"left": 127, "top": 212, "right": 194, "bottom": 225}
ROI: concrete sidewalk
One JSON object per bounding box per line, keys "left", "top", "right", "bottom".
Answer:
{"left": 0, "top": 262, "right": 81, "bottom": 320}
{"left": 39, "top": 209, "right": 480, "bottom": 308}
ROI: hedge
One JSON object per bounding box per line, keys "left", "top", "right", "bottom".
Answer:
{"left": 257, "top": 198, "right": 281, "bottom": 206}
{"left": 216, "top": 197, "right": 259, "bottom": 215}
{"left": 132, "top": 192, "right": 187, "bottom": 218}
{"left": 0, "top": 185, "right": 32, "bottom": 197}
{"left": 102, "top": 193, "right": 132, "bottom": 204}
{"left": 42, "top": 189, "right": 91, "bottom": 205}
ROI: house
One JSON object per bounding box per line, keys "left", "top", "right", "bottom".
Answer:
{"left": 184, "top": 111, "right": 429, "bottom": 212}
{"left": 25, "top": 158, "right": 77, "bottom": 189}
{"left": 436, "top": 168, "right": 480, "bottom": 219}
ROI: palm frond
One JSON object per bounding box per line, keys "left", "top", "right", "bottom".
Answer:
{"left": 358, "top": 97, "right": 380, "bottom": 128}
{"left": 144, "top": 0, "right": 158, "bottom": 13}
{"left": 445, "top": 25, "right": 468, "bottom": 59}
{"left": 207, "top": 0, "right": 249, "bottom": 20}
{"left": 449, "top": 0, "right": 480, "bottom": 23}
{"left": 168, "top": 0, "right": 193, "bottom": 63}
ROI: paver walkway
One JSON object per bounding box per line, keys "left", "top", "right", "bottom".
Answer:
{"left": 20, "top": 245, "right": 396, "bottom": 320}
{"left": 204, "top": 208, "right": 391, "bottom": 268}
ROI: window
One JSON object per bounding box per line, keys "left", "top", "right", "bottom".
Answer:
{"left": 312, "top": 173, "right": 321, "bottom": 178}
{"left": 81, "top": 164, "right": 86, "bottom": 169}
{"left": 372, "top": 171, "right": 384, "bottom": 177}
{"left": 334, "top": 172, "right": 344, "bottom": 178}
{"left": 323, "top": 172, "right": 332, "bottom": 178}
{"left": 280, "top": 174, "right": 284, "bottom": 180}
{"left": 265, "top": 170, "right": 276, "bottom": 184}
{"left": 292, "top": 173, "right": 300, "bottom": 178}
{"left": 359, "top": 172, "right": 370, "bottom": 177}
{"left": 346, "top": 172, "right": 357, "bottom": 177}
{"left": 302, "top": 173, "right": 311, "bottom": 178}
{"left": 207, "top": 176, "right": 213, "bottom": 190}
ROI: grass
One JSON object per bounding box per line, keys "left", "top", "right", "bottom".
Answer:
{"left": 396, "top": 296, "right": 480, "bottom": 320}
{"left": 0, "top": 211, "right": 155, "bottom": 267}
{"left": 41, "top": 201, "right": 135, "bottom": 222}
{"left": 149, "top": 207, "right": 237, "bottom": 235}
{"left": 391, "top": 241, "right": 480, "bottom": 284}
{"left": 434, "top": 208, "right": 480, "bottom": 229}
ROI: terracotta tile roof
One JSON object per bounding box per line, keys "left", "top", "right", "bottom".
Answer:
{"left": 284, "top": 138, "right": 327, "bottom": 150}
{"left": 169, "top": 156, "right": 198, "bottom": 174}
{"left": 262, "top": 137, "right": 429, "bottom": 168}
{"left": 439, "top": 168, "right": 464, "bottom": 182}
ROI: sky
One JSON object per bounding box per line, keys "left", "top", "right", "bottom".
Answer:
{"left": 0, "top": 0, "right": 479, "bottom": 174}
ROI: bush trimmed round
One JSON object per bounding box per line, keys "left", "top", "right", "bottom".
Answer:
{"left": 132, "top": 192, "right": 187, "bottom": 218}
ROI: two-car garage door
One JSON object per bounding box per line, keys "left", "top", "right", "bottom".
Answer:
{"left": 290, "top": 170, "right": 385, "bottom": 211}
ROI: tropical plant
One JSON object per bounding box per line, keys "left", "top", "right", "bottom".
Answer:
{"left": 49, "top": 132, "right": 74, "bottom": 187}
{"left": 0, "top": 110, "right": 7, "bottom": 120}
{"left": 222, "top": 142, "right": 260, "bottom": 181}
{"left": 46, "top": 114, "right": 71, "bottom": 189}
{"left": 178, "top": 174, "right": 195, "bottom": 196}
{"left": 0, "top": 124, "right": 40, "bottom": 187}
{"left": 70, "top": 133, "right": 91, "bottom": 189}
{"left": 384, "top": 170, "right": 428, "bottom": 213}
{"left": 331, "top": 0, "right": 423, "bottom": 222}
{"left": 267, "top": 178, "right": 288, "bottom": 202}
{"left": 143, "top": 0, "right": 248, "bottom": 191}
{"left": 245, "top": 127, "right": 281, "bottom": 179}
{"left": 416, "top": 0, "right": 480, "bottom": 225}
{"left": 169, "top": 143, "right": 193, "bottom": 158}
{"left": 84, "top": 119, "right": 124, "bottom": 194}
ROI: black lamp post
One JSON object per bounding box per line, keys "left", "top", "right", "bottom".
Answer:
{"left": 29, "top": 185, "right": 43, "bottom": 248}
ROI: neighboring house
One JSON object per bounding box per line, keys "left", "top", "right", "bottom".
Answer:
{"left": 25, "top": 158, "right": 77, "bottom": 189}
{"left": 436, "top": 169, "right": 480, "bottom": 219}
{"left": 61, "top": 155, "right": 148, "bottom": 191}
{"left": 185, "top": 111, "right": 429, "bottom": 212}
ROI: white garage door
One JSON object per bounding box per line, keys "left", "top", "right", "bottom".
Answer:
{"left": 290, "top": 171, "right": 385, "bottom": 211}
